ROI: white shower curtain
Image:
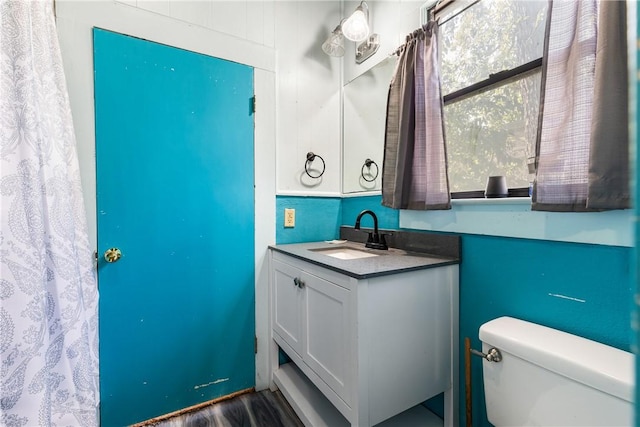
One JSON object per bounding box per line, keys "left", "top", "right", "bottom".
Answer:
{"left": 0, "top": 2, "right": 99, "bottom": 426}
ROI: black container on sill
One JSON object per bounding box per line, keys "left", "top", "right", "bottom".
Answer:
{"left": 485, "top": 176, "right": 508, "bottom": 198}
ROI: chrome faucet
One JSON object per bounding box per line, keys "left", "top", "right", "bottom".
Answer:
{"left": 354, "top": 210, "right": 388, "bottom": 250}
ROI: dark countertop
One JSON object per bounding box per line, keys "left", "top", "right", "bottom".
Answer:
{"left": 269, "top": 240, "right": 459, "bottom": 280}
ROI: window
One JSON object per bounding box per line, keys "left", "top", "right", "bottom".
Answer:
{"left": 435, "top": 0, "right": 548, "bottom": 197}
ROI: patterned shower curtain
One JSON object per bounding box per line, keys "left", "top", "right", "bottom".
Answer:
{"left": 0, "top": 2, "right": 99, "bottom": 426}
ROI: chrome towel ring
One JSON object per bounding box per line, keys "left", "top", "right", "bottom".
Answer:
{"left": 361, "top": 158, "right": 379, "bottom": 182}
{"left": 305, "top": 152, "right": 325, "bottom": 179}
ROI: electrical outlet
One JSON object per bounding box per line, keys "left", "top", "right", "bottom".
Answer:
{"left": 284, "top": 208, "right": 295, "bottom": 228}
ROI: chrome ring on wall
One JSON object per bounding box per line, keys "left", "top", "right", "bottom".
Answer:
{"left": 361, "top": 159, "right": 379, "bottom": 182}
{"left": 305, "top": 152, "right": 325, "bottom": 179}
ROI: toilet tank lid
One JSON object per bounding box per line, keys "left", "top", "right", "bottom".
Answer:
{"left": 479, "top": 317, "right": 634, "bottom": 403}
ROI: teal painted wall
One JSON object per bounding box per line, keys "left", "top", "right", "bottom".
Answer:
{"left": 276, "top": 194, "right": 634, "bottom": 426}
{"left": 634, "top": 6, "right": 639, "bottom": 425}
{"left": 341, "top": 195, "right": 399, "bottom": 230}
{"left": 461, "top": 235, "right": 632, "bottom": 426}
{"left": 276, "top": 196, "right": 342, "bottom": 243}
{"left": 274, "top": 195, "right": 397, "bottom": 245}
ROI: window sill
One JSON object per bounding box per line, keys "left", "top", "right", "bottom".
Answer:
{"left": 452, "top": 197, "right": 531, "bottom": 206}
{"left": 400, "top": 198, "right": 632, "bottom": 247}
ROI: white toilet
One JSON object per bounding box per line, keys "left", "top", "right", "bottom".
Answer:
{"left": 479, "top": 316, "right": 634, "bottom": 426}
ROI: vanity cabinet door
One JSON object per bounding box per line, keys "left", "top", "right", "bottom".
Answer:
{"left": 272, "top": 259, "right": 304, "bottom": 357}
{"left": 301, "top": 271, "right": 352, "bottom": 405}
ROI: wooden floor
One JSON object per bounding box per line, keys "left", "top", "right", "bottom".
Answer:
{"left": 148, "top": 390, "right": 304, "bottom": 427}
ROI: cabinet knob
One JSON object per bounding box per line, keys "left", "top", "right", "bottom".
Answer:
{"left": 293, "top": 277, "right": 305, "bottom": 288}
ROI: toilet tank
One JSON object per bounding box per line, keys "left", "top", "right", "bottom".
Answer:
{"left": 479, "top": 317, "right": 634, "bottom": 426}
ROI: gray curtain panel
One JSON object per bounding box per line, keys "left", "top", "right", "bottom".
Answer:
{"left": 382, "top": 39, "right": 416, "bottom": 208}
{"left": 382, "top": 21, "right": 450, "bottom": 210}
{"left": 533, "top": 0, "right": 629, "bottom": 212}
{"left": 587, "top": 0, "right": 629, "bottom": 210}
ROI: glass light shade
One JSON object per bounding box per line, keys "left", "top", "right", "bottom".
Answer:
{"left": 342, "top": 6, "right": 369, "bottom": 42}
{"left": 322, "top": 27, "right": 345, "bottom": 57}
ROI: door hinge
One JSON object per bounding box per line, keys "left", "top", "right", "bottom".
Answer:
{"left": 254, "top": 336, "right": 258, "bottom": 354}
{"left": 251, "top": 96, "right": 256, "bottom": 114}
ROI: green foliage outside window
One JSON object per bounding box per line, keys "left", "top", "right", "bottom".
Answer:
{"left": 439, "top": 0, "right": 547, "bottom": 193}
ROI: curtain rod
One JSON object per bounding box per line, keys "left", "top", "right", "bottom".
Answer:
{"left": 434, "top": 0, "right": 455, "bottom": 15}
{"left": 390, "top": 22, "right": 436, "bottom": 57}
{"left": 390, "top": 0, "right": 480, "bottom": 56}
{"left": 388, "top": 0, "right": 445, "bottom": 57}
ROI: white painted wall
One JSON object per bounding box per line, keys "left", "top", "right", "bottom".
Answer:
{"left": 275, "top": 1, "right": 343, "bottom": 196}
{"left": 113, "top": 0, "right": 276, "bottom": 47}
{"left": 55, "top": 0, "right": 282, "bottom": 396}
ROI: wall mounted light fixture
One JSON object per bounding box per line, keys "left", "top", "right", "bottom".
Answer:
{"left": 322, "top": 24, "right": 345, "bottom": 57}
{"left": 321, "top": 1, "right": 379, "bottom": 63}
{"left": 342, "top": 2, "right": 370, "bottom": 42}
{"left": 356, "top": 34, "right": 380, "bottom": 64}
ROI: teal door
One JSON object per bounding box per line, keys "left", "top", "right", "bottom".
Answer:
{"left": 93, "top": 29, "right": 255, "bottom": 427}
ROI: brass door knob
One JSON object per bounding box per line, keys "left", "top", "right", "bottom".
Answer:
{"left": 104, "top": 248, "right": 122, "bottom": 263}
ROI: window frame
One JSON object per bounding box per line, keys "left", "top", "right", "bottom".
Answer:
{"left": 434, "top": 0, "right": 544, "bottom": 199}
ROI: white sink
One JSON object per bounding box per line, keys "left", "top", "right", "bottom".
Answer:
{"left": 311, "top": 247, "right": 379, "bottom": 260}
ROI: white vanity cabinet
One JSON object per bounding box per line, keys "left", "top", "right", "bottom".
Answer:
{"left": 272, "top": 257, "right": 352, "bottom": 405}
{"left": 269, "top": 249, "right": 459, "bottom": 427}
